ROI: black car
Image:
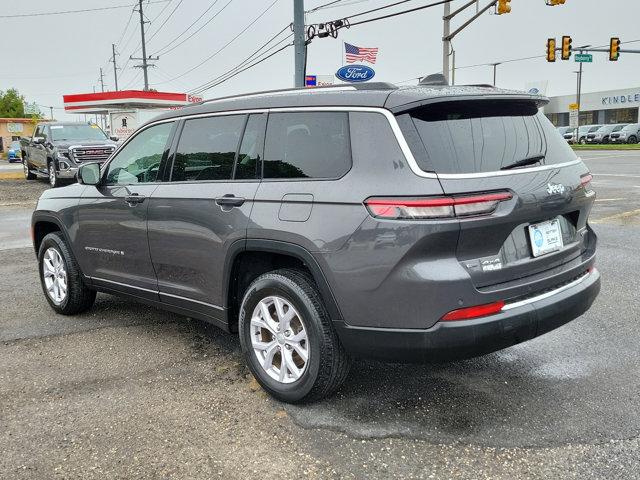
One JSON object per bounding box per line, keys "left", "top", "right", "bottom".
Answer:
{"left": 31, "top": 82, "right": 600, "bottom": 403}
{"left": 22, "top": 122, "right": 117, "bottom": 188}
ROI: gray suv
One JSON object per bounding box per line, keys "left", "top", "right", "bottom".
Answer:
{"left": 31, "top": 83, "right": 600, "bottom": 403}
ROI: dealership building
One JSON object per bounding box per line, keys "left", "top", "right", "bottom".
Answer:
{"left": 544, "top": 87, "right": 640, "bottom": 127}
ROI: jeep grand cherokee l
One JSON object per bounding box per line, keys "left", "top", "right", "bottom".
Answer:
{"left": 31, "top": 83, "right": 600, "bottom": 403}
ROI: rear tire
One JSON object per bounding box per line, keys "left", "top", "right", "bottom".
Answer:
{"left": 239, "top": 268, "right": 350, "bottom": 403}
{"left": 579, "top": 137, "right": 587, "bottom": 145}
{"left": 38, "top": 232, "right": 96, "bottom": 315}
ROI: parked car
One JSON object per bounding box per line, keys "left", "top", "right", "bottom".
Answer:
{"left": 22, "top": 122, "right": 118, "bottom": 188}
{"left": 564, "top": 125, "right": 602, "bottom": 144}
{"left": 31, "top": 83, "right": 600, "bottom": 403}
{"left": 7, "top": 140, "right": 22, "bottom": 162}
{"left": 586, "top": 124, "right": 628, "bottom": 144}
{"left": 557, "top": 126, "right": 573, "bottom": 136}
{"left": 610, "top": 123, "right": 640, "bottom": 144}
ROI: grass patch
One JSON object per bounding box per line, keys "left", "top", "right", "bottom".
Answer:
{"left": 572, "top": 144, "right": 640, "bottom": 150}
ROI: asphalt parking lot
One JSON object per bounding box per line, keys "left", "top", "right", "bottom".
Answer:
{"left": 1, "top": 153, "right": 639, "bottom": 479}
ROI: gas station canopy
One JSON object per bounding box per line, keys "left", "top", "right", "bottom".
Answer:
{"left": 62, "top": 90, "right": 203, "bottom": 114}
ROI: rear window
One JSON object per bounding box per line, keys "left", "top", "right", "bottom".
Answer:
{"left": 399, "top": 100, "right": 577, "bottom": 174}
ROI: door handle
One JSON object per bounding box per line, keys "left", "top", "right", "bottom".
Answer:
{"left": 125, "top": 194, "right": 146, "bottom": 205}
{"left": 215, "top": 194, "right": 245, "bottom": 207}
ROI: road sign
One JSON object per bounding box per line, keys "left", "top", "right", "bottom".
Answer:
{"left": 568, "top": 103, "right": 579, "bottom": 111}
{"left": 575, "top": 53, "right": 593, "bottom": 63}
{"left": 569, "top": 110, "right": 579, "bottom": 128}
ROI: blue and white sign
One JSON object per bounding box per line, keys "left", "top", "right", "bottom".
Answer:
{"left": 335, "top": 64, "right": 375, "bottom": 83}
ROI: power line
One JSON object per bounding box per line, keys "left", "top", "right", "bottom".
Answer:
{"left": 192, "top": 42, "right": 294, "bottom": 95}
{"left": 0, "top": 1, "right": 169, "bottom": 19}
{"left": 187, "top": 25, "right": 293, "bottom": 93}
{"left": 306, "top": 0, "right": 345, "bottom": 13}
{"left": 154, "top": 0, "right": 235, "bottom": 56}
{"left": 159, "top": 0, "right": 283, "bottom": 84}
{"left": 308, "top": 0, "right": 372, "bottom": 11}
{"left": 146, "top": 0, "right": 184, "bottom": 43}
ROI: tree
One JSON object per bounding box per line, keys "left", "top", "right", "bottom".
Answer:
{"left": 0, "top": 89, "right": 27, "bottom": 117}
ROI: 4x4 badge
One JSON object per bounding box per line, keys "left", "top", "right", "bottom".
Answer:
{"left": 547, "top": 183, "right": 566, "bottom": 195}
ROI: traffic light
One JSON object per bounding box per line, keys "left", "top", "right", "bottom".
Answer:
{"left": 546, "top": 38, "right": 557, "bottom": 62}
{"left": 546, "top": 0, "right": 567, "bottom": 5}
{"left": 561, "top": 35, "right": 572, "bottom": 60}
{"left": 497, "top": 0, "right": 511, "bottom": 15}
{"left": 610, "top": 37, "right": 621, "bottom": 61}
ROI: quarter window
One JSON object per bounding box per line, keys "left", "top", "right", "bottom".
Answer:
{"left": 263, "top": 112, "right": 351, "bottom": 179}
{"left": 105, "top": 122, "right": 173, "bottom": 185}
{"left": 171, "top": 115, "right": 245, "bottom": 182}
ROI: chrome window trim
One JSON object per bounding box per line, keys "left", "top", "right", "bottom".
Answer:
{"left": 502, "top": 270, "right": 592, "bottom": 311}
{"left": 129, "top": 106, "right": 583, "bottom": 181}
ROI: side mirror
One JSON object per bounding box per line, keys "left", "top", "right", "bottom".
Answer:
{"left": 110, "top": 135, "right": 119, "bottom": 142}
{"left": 78, "top": 163, "right": 101, "bottom": 186}
{"left": 33, "top": 136, "right": 45, "bottom": 144}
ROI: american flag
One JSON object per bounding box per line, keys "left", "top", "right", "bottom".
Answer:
{"left": 344, "top": 42, "right": 378, "bottom": 64}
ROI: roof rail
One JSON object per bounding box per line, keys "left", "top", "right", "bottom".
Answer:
{"left": 419, "top": 74, "right": 448, "bottom": 86}
{"left": 200, "top": 82, "right": 397, "bottom": 105}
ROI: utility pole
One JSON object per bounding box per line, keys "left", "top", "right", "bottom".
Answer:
{"left": 99, "top": 68, "right": 106, "bottom": 92}
{"left": 293, "top": 0, "right": 306, "bottom": 88}
{"left": 49, "top": 106, "right": 54, "bottom": 121}
{"left": 111, "top": 43, "right": 119, "bottom": 91}
{"left": 491, "top": 62, "right": 501, "bottom": 86}
{"left": 442, "top": 2, "right": 451, "bottom": 84}
{"left": 131, "top": 0, "right": 159, "bottom": 90}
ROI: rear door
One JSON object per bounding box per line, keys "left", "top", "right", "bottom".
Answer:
{"left": 397, "top": 99, "right": 595, "bottom": 289}
{"left": 147, "top": 113, "right": 266, "bottom": 316}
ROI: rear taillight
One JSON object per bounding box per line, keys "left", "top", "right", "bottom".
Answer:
{"left": 580, "top": 173, "right": 593, "bottom": 188}
{"left": 364, "top": 192, "right": 512, "bottom": 220}
{"left": 441, "top": 301, "right": 505, "bottom": 321}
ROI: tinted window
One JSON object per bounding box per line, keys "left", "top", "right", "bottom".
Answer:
{"left": 402, "top": 100, "right": 577, "bottom": 174}
{"left": 105, "top": 122, "right": 173, "bottom": 185}
{"left": 171, "top": 115, "right": 244, "bottom": 182}
{"left": 235, "top": 114, "right": 266, "bottom": 180}
{"left": 263, "top": 112, "right": 351, "bottom": 179}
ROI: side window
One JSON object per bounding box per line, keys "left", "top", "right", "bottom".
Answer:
{"left": 105, "top": 122, "right": 173, "bottom": 185}
{"left": 171, "top": 115, "right": 245, "bottom": 182}
{"left": 35, "top": 125, "right": 45, "bottom": 140}
{"left": 234, "top": 113, "right": 266, "bottom": 180}
{"left": 263, "top": 112, "right": 351, "bottom": 179}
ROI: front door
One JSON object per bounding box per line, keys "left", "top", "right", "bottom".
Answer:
{"left": 148, "top": 113, "right": 266, "bottom": 317}
{"left": 75, "top": 121, "right": 176, "bottom": 300}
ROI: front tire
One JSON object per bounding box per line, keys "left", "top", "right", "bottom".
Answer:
{"left": 24, "top": 158, "right": 36, "bottom": 180}
{"left": 628, "top": 136, "right": 638, "bottom": 144}
{"left": 48, "top": 160, "right": 59, "bottom": 188}
{"left": 38, "top": 232, "right": 96, "bottom": 315}
{"left": 239, "top": 269, "right": 350, "bottom": 403}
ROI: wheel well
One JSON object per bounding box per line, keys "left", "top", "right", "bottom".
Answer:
{"left": 227, "top": 251, "right": 310, "bottom": 332}
{"left": 33, "top": 221, "right": 61, "bottom": 253}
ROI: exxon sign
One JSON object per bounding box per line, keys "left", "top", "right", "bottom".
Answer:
{"left": 335, "top": 65, "right": 375, "bottom": 83}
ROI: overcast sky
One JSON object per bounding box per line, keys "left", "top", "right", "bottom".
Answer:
{"left": 1, "top": 0, "right": 639, "bottom": 120}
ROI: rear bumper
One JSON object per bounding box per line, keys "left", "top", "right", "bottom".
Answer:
{"left": 335, "top": 268, "right": 600, "bottom": 362}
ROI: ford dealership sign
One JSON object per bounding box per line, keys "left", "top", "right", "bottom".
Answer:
{"left": 335, "top": 65, "right": 375, "bottom": 83}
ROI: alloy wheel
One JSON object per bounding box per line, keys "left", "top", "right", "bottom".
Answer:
{"left": 42, "top": 247, "right": 68, "bottom": 305}
{"left": 250, "top": 296, "right": 309, "bottom": 384}
{"left": 49, "top": 163, "right": 56, "bottom": 187}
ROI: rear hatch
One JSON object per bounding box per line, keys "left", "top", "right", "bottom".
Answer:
{"left": 395, "top": 98, "right": 595, "bottom": 290}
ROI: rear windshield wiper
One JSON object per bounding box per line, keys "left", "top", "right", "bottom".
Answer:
{"left": 500, "top": 155, "right": 545, "bottom": 171}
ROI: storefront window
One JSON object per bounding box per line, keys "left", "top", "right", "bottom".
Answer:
{"left": 605, "top": 108, "right": 638, "bottom": 124}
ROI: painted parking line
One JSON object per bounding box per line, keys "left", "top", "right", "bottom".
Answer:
{"left": 594, "top": 173, "right": 640, "bottom": 178}
{"left": 595, "top": 198, "right": 626, "bottom": 202}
